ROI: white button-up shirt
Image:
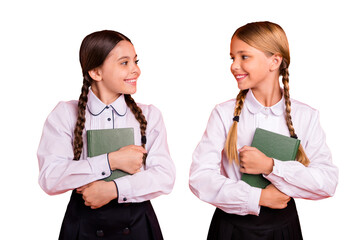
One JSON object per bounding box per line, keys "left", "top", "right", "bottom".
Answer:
{"left": 189, "top": 89, "right": 338, "bottom": 216}
{"left": 38, "top": 89, "right": 175, "bottom": 203}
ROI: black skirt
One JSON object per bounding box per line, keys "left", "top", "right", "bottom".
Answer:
{"left": 59, "top": 190, "right": 163, "bottom": 240}
{"left": 207, "top": 198, "right": 302, "bottom": 240}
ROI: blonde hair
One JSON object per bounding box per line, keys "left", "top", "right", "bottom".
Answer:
{"left": 225, "top": 21, "right": 309, "bottom": 166}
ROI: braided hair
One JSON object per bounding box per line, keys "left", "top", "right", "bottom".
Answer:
{"left": 73, "top": 30, "right": 147, "bottom": 163}
{"left": 225, "top": 21, "right": 309, "bottom": 166}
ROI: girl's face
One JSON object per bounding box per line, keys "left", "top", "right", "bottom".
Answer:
{"left": 230, "top": 37, "right": 278, "bottom": 92}
{"left": 91, "top": 40, "right": 141, "bottom": 104}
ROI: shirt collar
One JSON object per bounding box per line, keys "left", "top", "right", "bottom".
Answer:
{"left": 244, "top": 89, "right": 285, "bottom": 116}
{"left": 87, "top": 88, "right": 127, "bottom": 116}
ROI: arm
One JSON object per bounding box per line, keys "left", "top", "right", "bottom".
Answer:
{"left": 112, "top": 106, "right": 176, "bottom": 203}
{"left": 189, "top": 106, "right": 262, "bottom": 216}
{"left": 37, "top": 102, "right": 112, "bottom": 195}
{"left": 263, "top": 110, "right": 339, "bottom": 199}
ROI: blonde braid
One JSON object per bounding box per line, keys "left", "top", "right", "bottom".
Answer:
{"left": 281, "top": 66, "right": 310, "bottom": 166}
{"left": 225, "top": 89, "right": 249, "bottom": 165}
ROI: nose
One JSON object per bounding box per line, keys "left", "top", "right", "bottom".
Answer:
{"left": 132, "top": 62, "right": 141, "bottom": 77}
{"left": 231, "top": 58, "right": 240, "bottom": 73}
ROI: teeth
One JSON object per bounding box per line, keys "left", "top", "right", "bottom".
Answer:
{"left": 236, "top": 75, "right": 247, "bottom": 79}
{"left": 125, "top": 79, "right": 136, "bottom": 83}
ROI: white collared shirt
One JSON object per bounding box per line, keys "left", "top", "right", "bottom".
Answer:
{"left": 189, "top": 90, "right": 338, "bottom": 216}
{"left": 38, "top": 89, "right": 175, "bottom": 203}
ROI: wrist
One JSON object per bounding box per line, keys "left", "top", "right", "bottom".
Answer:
{"left": 264, "top": 157, "right": 274, "bottom": 175}
{"left": 108, "top": 152, "right": 117, "bottom": 171}
{"left": 259, "top": 188, "right": 268, "bottom": 207}
{"left": 106, "top": 181, "right": 118, "bottom": 200}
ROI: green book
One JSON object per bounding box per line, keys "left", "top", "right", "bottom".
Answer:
{"left": 241, "top": 128, "right": 300, "bottom": 188}
{"left": 87, "top": 128, "right": 134, "bottom": 181}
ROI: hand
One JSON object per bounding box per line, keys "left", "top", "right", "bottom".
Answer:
{"left": 238, "top": 146, "right": 274, "bottom": 175}
{"left": 77, "top": 181, "right": 117, "bottom": 209}
{"left": 108, "top": 145, "right": 147, "bottom": 174}
{"left": 259, "top": 184, "right": 291, "bottom": 209}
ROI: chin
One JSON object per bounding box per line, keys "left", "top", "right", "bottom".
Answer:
{"left": 124, "top": 87, "right": 137, "bottom": 95}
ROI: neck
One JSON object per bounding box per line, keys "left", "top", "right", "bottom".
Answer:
{"left": 251, "top": 79, "right": 282, "bottom": 107}
{"left": 91, "top": 84, "right": 121, "bottom": 105}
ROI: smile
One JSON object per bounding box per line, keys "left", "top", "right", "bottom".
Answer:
{"left": 124, "top": 79, "right": 137, "bottom": 84}
{"left": 235, "top": 74, "right": 248, "bottom": 80}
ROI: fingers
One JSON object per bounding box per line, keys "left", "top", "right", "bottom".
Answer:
{"left": 76, "top": 184, "right": 91, "bottom": 194}
{"left": 126, "top": 145, "right": 147, "bottom": 154}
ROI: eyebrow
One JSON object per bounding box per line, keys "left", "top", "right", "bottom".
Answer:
{"left": 230, "top": 50, "right": 250, "bottom": 55}
{"left": 117, "top": 54, "right": 138, "bottom": 61}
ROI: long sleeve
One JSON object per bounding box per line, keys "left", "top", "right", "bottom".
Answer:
{"left": 189, "top": 106, "right": 262, "bottom": 216}
{"left": 37, "top": 102, "right": 112, "bottom": 195}
{"left": 113, "top": 106, "right": 176, "bottom": 203}
{"left": 264, "top": 110, "right": 339, "bottom": 199}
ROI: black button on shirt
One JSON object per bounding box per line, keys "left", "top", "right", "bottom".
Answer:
{"left": 107, "top": 118, "right": 111, "bottom": 121}
{"left": 123, "top": 227, "right": 130, "bottom": 235}
{"left": 96, "top": 230, "right": 104, "bottom": 237}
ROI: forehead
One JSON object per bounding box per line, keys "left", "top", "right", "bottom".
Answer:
{"left": 230, "top": 37, "right": 264, "bottom": 55}
{"left": 107, "top": 40, "right": 136, "bottom": 59}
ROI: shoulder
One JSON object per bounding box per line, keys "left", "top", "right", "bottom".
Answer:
{"left": 214, "top": 98, "right": 236, "bottom": 115}
{"left": 290, "top": 98, "right": 321, "bottom": 134}
{"left": 46, "top": 100, "right": 78, "bottom": 127}
{"left": 50, "top": 100, "right": 78, "bottom": 118}
{"left": 137, "top": 102, "right": 162, "bottom": 117}
{"left": 291, "top": 98, "right": 319, "bottom": 118}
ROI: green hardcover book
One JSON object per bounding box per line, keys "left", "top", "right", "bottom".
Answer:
{"left": 241, "top": 128, "right": 300, "bottom": 188}
{"left": 87, "top": 128, "right": 134, "bottom": 181}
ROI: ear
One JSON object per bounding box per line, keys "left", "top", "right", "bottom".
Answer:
{"left": 88, "top": 68, "right": 102, "bottom": 82}
{"left": 270, "top": 54, "right": 283, "bottom": 72}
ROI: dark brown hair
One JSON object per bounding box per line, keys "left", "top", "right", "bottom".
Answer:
{"left": 225, "top": 21, "right": 309, "bottom": 166}
{"left": 73, "top": 30, "right": 147, "bottom": 162}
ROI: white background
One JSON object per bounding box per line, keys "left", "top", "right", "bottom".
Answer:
{"left": 1, "top": 0, "right": 359, "bottom": 239}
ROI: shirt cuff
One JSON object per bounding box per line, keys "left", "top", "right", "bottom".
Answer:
{"left": 248, "top": 187, "right": 261, "bottom": 216}
{"left": 88, "top": 154, "right": 112, "bottom": 179}
{"left": 264, "top": 159, "right": 285, "bottom": 180}
{"left": 113, "top": 177, "right": 132, "bottom": 203}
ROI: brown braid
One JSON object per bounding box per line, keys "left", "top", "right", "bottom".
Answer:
{"left": 124, "top": 94, "right": 148, "bottom": 164}
{"left": 73, "top": 76, "right": 92, "bottom": 160}
{"left": 225, "top": 89, "right": 249, "bottom": 165}
{"left": 281, "top": 65, "right": 310, "bottom": 166}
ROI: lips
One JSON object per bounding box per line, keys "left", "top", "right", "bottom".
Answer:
{"left": 235, "top": 74, "right": 248, "bottom": 81}
{"left": 124, "top": 78, "right": 137, "bottom": 85}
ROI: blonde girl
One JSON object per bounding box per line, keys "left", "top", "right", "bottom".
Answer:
{"left": 189, "top": 21, "right": 338, "bottom": 239}
{"left": 38, "top": 30, "right": 175, "bottom": 240}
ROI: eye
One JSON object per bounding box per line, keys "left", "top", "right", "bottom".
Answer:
{"left": 135, "top": 59, "right": 140, "bottom": 65}
{"left": 241, "top": 55, "right": 249, "bottom": 60}
{"left": 121, "top": 61, "right": 128, "bottom": 65}
{"left": 230, "top": 57, "right": 234, "bottom": 62}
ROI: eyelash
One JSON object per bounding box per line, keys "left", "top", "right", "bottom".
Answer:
{"left": 121, "top": 60, "right": 140, "bottom": 65}
{"left": 230, "top": 56, "right": 249, "bottom": 62}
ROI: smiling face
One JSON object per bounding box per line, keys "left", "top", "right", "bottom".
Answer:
{"left": 90, "top": 40, "right": 140, "bottom": 104}
{"left": 230, "top": 37, "right": 279, "bottom": 92}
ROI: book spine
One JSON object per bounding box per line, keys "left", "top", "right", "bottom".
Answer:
{"left": 291, "top": 140, "right": 301, "bottom": 160}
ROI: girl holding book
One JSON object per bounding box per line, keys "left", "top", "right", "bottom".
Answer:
{"left": 189, "top": 21, "right": 338, "bottom": 239}
{"left": 38, "top": 30, "right": 175, "bottom": 240}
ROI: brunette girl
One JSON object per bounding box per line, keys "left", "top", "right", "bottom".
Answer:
{"left": 38, "top": 30, "right": 175, "bottom": 240}
{"left": 189, "top": 21, "right": 338, "bottom": 239}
